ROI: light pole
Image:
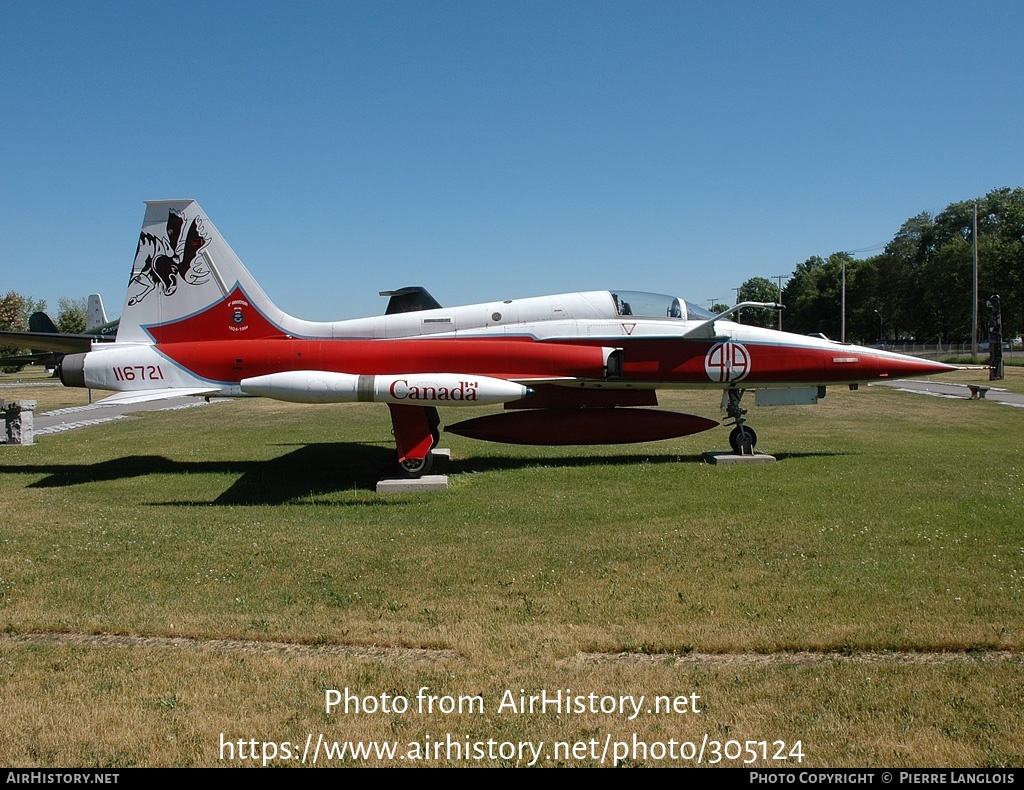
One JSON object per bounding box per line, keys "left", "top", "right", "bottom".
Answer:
{"left": 874, "top": 309, "right": 883, "bottom": 344}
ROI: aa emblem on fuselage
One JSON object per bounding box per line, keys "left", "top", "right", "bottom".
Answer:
{"left": 704, "top": 341, "right": 751, "bottom": 383}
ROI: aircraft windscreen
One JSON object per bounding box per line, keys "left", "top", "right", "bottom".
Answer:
{"left": 611, "top": 291, "right": 701, "bottom": 320}
{"left": 684, "top": 301, "right": 715, "bottom": 320}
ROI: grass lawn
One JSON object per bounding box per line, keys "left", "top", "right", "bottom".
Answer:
{"left": 1, "top": 367, "right": 1021, "bottom": 766}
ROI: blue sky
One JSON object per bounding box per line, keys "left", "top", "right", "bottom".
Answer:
{"left": 2, "top": 1, "right": 1022, "bottom": 321}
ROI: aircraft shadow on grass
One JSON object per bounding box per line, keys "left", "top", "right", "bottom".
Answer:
{"left": 17, "top": 443, "right": 394, "bottom": 506}
{"left": 9, "top": 442, "right": 848, "bottom": 505}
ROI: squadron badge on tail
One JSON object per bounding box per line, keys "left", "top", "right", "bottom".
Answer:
{"left": 128, "top": 208, "right": 211, "bottom": 306}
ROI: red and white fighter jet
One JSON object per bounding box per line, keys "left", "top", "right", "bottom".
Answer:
{"left": 59, "top": 200, "right": 954, "bottom": 475}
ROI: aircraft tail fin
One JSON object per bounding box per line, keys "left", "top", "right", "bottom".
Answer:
{"left": 28, "top": 311, "right": 59, "bottom": 334}
{"left": 379, "top": 286, "right": 443, "bottom": 315}
{"left": 86, "top": 294, "right": 107, "bottom": 333}
{"left": 118, "top": 200, "right": 291, "bottom": 344}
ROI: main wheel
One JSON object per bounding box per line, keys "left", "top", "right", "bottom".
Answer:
{"left": 729, "top": 426, "right": 757, "bottom": 454}
{"left": 397, "top": 451, "right": 433, "bottom": 478}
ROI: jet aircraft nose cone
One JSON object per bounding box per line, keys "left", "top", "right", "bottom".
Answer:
{"left": 876, "top": 354, "right": 957, "bottom": 378}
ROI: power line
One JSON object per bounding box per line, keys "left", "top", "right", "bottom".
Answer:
{"left": 844, "top": 242, "right": 887, "bottom": 255}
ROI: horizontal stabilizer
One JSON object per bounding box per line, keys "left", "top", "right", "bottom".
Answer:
{"left": 93, "top": 387, "right": 221, "bottom": 406}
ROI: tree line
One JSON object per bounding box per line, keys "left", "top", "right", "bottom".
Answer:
{"left": 734, "top": 187, "right": 1023, "bottom": 344}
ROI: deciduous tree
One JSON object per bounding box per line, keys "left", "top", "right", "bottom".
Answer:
{"left": 57, "top": 296, "right": 88, "bottom": 334}
{"left": 736, "top": 276, "right": 781, "bottom": 328}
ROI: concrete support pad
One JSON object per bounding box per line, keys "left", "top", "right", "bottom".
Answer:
{"left": 702, "top": 452, "right": 777, "bottom": 465}
{"left": 376, "top": 475, "right": 449, "bottom": 492}
{"left": 375, "top": 448, "right": 451, "bottom": 492}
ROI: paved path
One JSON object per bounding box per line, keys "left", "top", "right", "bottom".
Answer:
{"left": 870, "top": 379, "right": 1024, "bottom": 408}
{"left": 32, "top": 397, "right": 232, "bottom": 435}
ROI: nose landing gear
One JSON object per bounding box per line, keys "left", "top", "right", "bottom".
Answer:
{"left": 724, "top": 388, "right": 757, "bottom": 455}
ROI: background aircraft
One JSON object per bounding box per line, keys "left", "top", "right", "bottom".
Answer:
{"left": 0, "top": 294, "right": 118, "bottom": 369}
{"left": 58, "top": 200, "right": 953, "bottom": 475}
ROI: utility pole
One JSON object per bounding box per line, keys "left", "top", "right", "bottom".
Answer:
{"left": 772, "top": 275, "right": 786, "bottom": 330}
{"left": 841, "top": 257, "right": 846, "bottom": 343}
{"left": 972, "top": 200, "right": 979, "bottom": 356}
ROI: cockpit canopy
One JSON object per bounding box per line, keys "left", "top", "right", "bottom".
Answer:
{"left": 610, "top": 291, "right": 714, "bottom": 321}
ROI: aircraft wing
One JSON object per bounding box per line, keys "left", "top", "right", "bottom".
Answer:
{"left": 0, "top": 329, "right": 99, "bottom": 354}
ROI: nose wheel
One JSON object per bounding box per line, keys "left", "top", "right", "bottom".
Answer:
{"left": 724, "top": 388, "right": 757, "bottom": 455}
{"left": 728, "top": 425, "right": 757, "bottom": 455}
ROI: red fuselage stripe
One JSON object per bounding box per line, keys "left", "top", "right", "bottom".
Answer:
{"left": 151, "top": 335, "right": 943, "bottom": 386}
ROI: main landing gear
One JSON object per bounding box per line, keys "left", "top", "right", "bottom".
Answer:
{"left": 724, "top": 388, "right": 757, "bottom": 455}
{"left": 389, "top": 404, "right": 441, "bottom": 478}
{"left": 397, "top": 451, "right": 434, "bottom": 477}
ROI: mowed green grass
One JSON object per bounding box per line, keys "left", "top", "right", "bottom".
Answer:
{"left": 1, "top": 370, "right": 1021, "bottom": 767}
